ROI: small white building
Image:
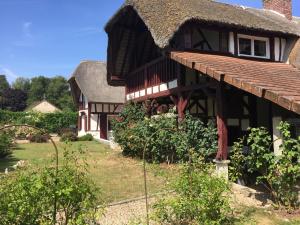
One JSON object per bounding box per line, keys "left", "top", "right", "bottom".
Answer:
{"left": 68, "top": 61, "right": 125, "bottom": 141}
{"left": 26, "top": 100, "right": 61, "bottom": 113}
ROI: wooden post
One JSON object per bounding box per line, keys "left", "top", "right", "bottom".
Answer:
{"left": 84, "top": 115, "right": 88, "bottom": 132}
{"left": 100, "top": 113, "right": 108, "bottom": 140}
{"left": 216, "top": 82, "right": 228, "bottom": 160}
{"left": 78, "top": 114, "right": 81, "bottom": 131}
{"left": 88, "top": 103, "right": 91, "bottom": 131}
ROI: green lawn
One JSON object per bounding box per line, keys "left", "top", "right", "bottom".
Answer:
{"left": 0, "top": 141, "right": 174, "bottom": 203}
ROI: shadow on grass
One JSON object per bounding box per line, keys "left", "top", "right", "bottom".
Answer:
{"left": 0, "top": 156, "right": 20, "bottom": 172}
{"left": 0, "top": 146, "right": 25, "bottom": 172}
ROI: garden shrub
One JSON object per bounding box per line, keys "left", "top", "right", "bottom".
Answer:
{"left": 78, "top": 134, "right": 93, "bottom": 142}
{"left": 0, "top": 132, "right": 13, "bottom": 158}
{"left": 27, "top": 132, "right": 49, "bottom": 143}
{"left": 113, "top": 103, "right": 217, "bottom": 163}
{"left": 58, "top": 127, "right": 76, "bottom": 136}
{"left": 60, "top": 131, "right": 78, "bottom": 142}
{"left": 229, "top": 122, "right": 300, "bottom": 209}
{"left": 176, "top": 114, "right": 218, "bottom": 161}
{"left": 228, "top": 138, "right": 246, "bottom": 183}
{"left": 153, "top": 154, "right": 232, "bottom": 225}
{"left": 0, "top": 145, "right": 103, "bottom": 225}
{"left": 0, "top": 110, "right": 77, "bottom": 133}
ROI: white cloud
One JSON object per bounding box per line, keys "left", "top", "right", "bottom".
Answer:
{"left": 74, "top": 27, "right": 101, "bottom": 37}
{"left": 13, "top": 21, "right": 34, "bottom": 47}
{"left": 0, "top": 65, "right": 18, "bottom": 83}
{"left": 23, "top": 22, "right": 33, "bottom": 38}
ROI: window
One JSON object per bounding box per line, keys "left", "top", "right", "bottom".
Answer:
{"left": 238, "top": 34, "right": 270, "bottom": 59}
{"left": 239, "top": 38, "right": 251, "bottom": 55}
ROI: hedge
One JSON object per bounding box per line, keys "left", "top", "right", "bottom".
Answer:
{"left": 0, "top": 110, "right": 77, "bottom": 133}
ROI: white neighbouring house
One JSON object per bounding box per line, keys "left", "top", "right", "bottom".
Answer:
{"left": 68, "top": 61, "right": 125, "bottom": 141}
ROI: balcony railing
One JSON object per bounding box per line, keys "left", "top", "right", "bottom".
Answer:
{"left": 126, "top": 57, "right": 179, "bottom": 95}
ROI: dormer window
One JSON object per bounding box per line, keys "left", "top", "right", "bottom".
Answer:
{"left": 238, "top": 34, "right": 270, "bottom": 59}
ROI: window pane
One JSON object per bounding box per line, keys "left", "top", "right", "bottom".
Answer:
{"left": 239, "top": 38, "right": 251, "bottom": 55}
{"left": 254, "top": 40, "right": 267, "bottom": 57}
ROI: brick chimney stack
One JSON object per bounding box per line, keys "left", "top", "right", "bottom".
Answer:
{"left": 263, "top": 0, "right": 292, "bottom": 20}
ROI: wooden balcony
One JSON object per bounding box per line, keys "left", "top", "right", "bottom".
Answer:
{"left": 126, "top": 57, "right": 179, "bottom": 100}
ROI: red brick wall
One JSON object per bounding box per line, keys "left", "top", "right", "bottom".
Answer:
{"left": 263, "top": 0, "right": 292, "bottom": 20}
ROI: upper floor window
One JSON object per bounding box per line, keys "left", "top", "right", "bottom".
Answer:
{"left": 238, "top": 34, "right": 270, "bottom": 59}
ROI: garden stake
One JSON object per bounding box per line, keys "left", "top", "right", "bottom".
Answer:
{"left": 142, "top": 127, "right": 177, "bottom": 225}
{"left": 0, "top": 124, "right": 59, "bottom": 225}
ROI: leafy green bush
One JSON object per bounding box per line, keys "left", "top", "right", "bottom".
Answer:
{"left": 0, "top": 145, "right": 103, "bottom": 225}
{"left": 0, "top": 110, "right": 77, "bottom": 133}
{"left": 78, "top": 134, "right": 93, "bottom": 142}
{"left": 229, "top": 122, "right": 300, "bottom": 209}
{"left": 0, "top": 132, "right": 13, "bottom": 158}
{"left": 248, "top": 122, "right": 300, "bottom": 209}
{"left": 228, "top": 138, "right": 246, "bottom": 183}
{"left": 153, "top": 155, "right": 232, "bottom": 225}
{"left": 113, "top": 103, "right": 217, "bottom": 163}
{"left": 60, "top": 131, "right": 78, "bottom": 142}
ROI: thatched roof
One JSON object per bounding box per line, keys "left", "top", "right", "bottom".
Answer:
{"left": 289, "top": 17, "right": 300, "bottom": 70}
{"left": 105, "top": 0, "right": 300, "bottom": 49}
{"left": 69, "top": 61, "right": 125, "bottom": 104}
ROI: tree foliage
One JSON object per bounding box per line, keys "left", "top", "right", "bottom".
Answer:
{"left": 12, "top": 77, "right": 31, "bottom": 93}
{"left": 0, "top": 75, "right": 10, "bottom": 92}
{"left": 0, "top": 88, "right": 27, "bottom": 111}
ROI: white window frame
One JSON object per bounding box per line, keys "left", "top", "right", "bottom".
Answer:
{"left": 237, "top": 34, "right": 270, "bottom": 59}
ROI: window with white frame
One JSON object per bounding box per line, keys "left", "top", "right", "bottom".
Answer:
{"left": 238, "top": 34, "right": 270, "bottom": 59}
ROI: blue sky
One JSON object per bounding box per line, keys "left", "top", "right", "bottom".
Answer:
{"left": 0, "top": 0, "right": 299, "bottom": 83}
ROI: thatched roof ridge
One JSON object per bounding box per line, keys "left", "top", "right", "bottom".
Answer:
{"left": 105, "top": 0, "right": 300, "bottom": 49}
{"left": 69, "top": 61, "right": 125, "bottom": 103}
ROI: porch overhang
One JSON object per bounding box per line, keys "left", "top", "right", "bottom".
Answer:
{"left": 170, "top": 51, "right": 300, "bottom": 115}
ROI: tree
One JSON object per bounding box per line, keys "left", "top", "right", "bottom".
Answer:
{"left": 12, "top": 77, "right": 31, "bottom": 93}
{"left": 27, "top": 76, "right": 50, "bottom": 105}
{"left": 46, "top": 76, "right": 69, "bottom": 103}
{"left": 46, "top": 76, "right": 75, "bottom": 111}
{"left": 0, "top": 75, "right": 10, "bottom": 92}
{"left": 1, "top": 88, "right": 27, "bottom": 111}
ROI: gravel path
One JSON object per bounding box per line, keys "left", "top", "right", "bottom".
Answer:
{"left": 99, "top": 196, "right": 156, "bottom": 225}
{"left": 98, "top": 184, "right": 275, "bottom": 225}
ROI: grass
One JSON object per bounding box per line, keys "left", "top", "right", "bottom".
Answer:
{"left": 0, "top": 141, "right": 174, "bottom": 203}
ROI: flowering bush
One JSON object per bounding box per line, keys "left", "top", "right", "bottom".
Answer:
{"left": 113, "top": 103, "right": 217, "bottom": 163}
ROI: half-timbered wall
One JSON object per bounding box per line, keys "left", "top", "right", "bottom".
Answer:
{"left": 171, "top": 22, "right": 290, "bottom": 63}
{"left": 77, "top": 102, "right": 123, "bottom": 140}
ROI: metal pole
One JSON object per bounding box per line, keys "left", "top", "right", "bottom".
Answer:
{"left": 142, "top": 127, "right": 176, "bottom": 225}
